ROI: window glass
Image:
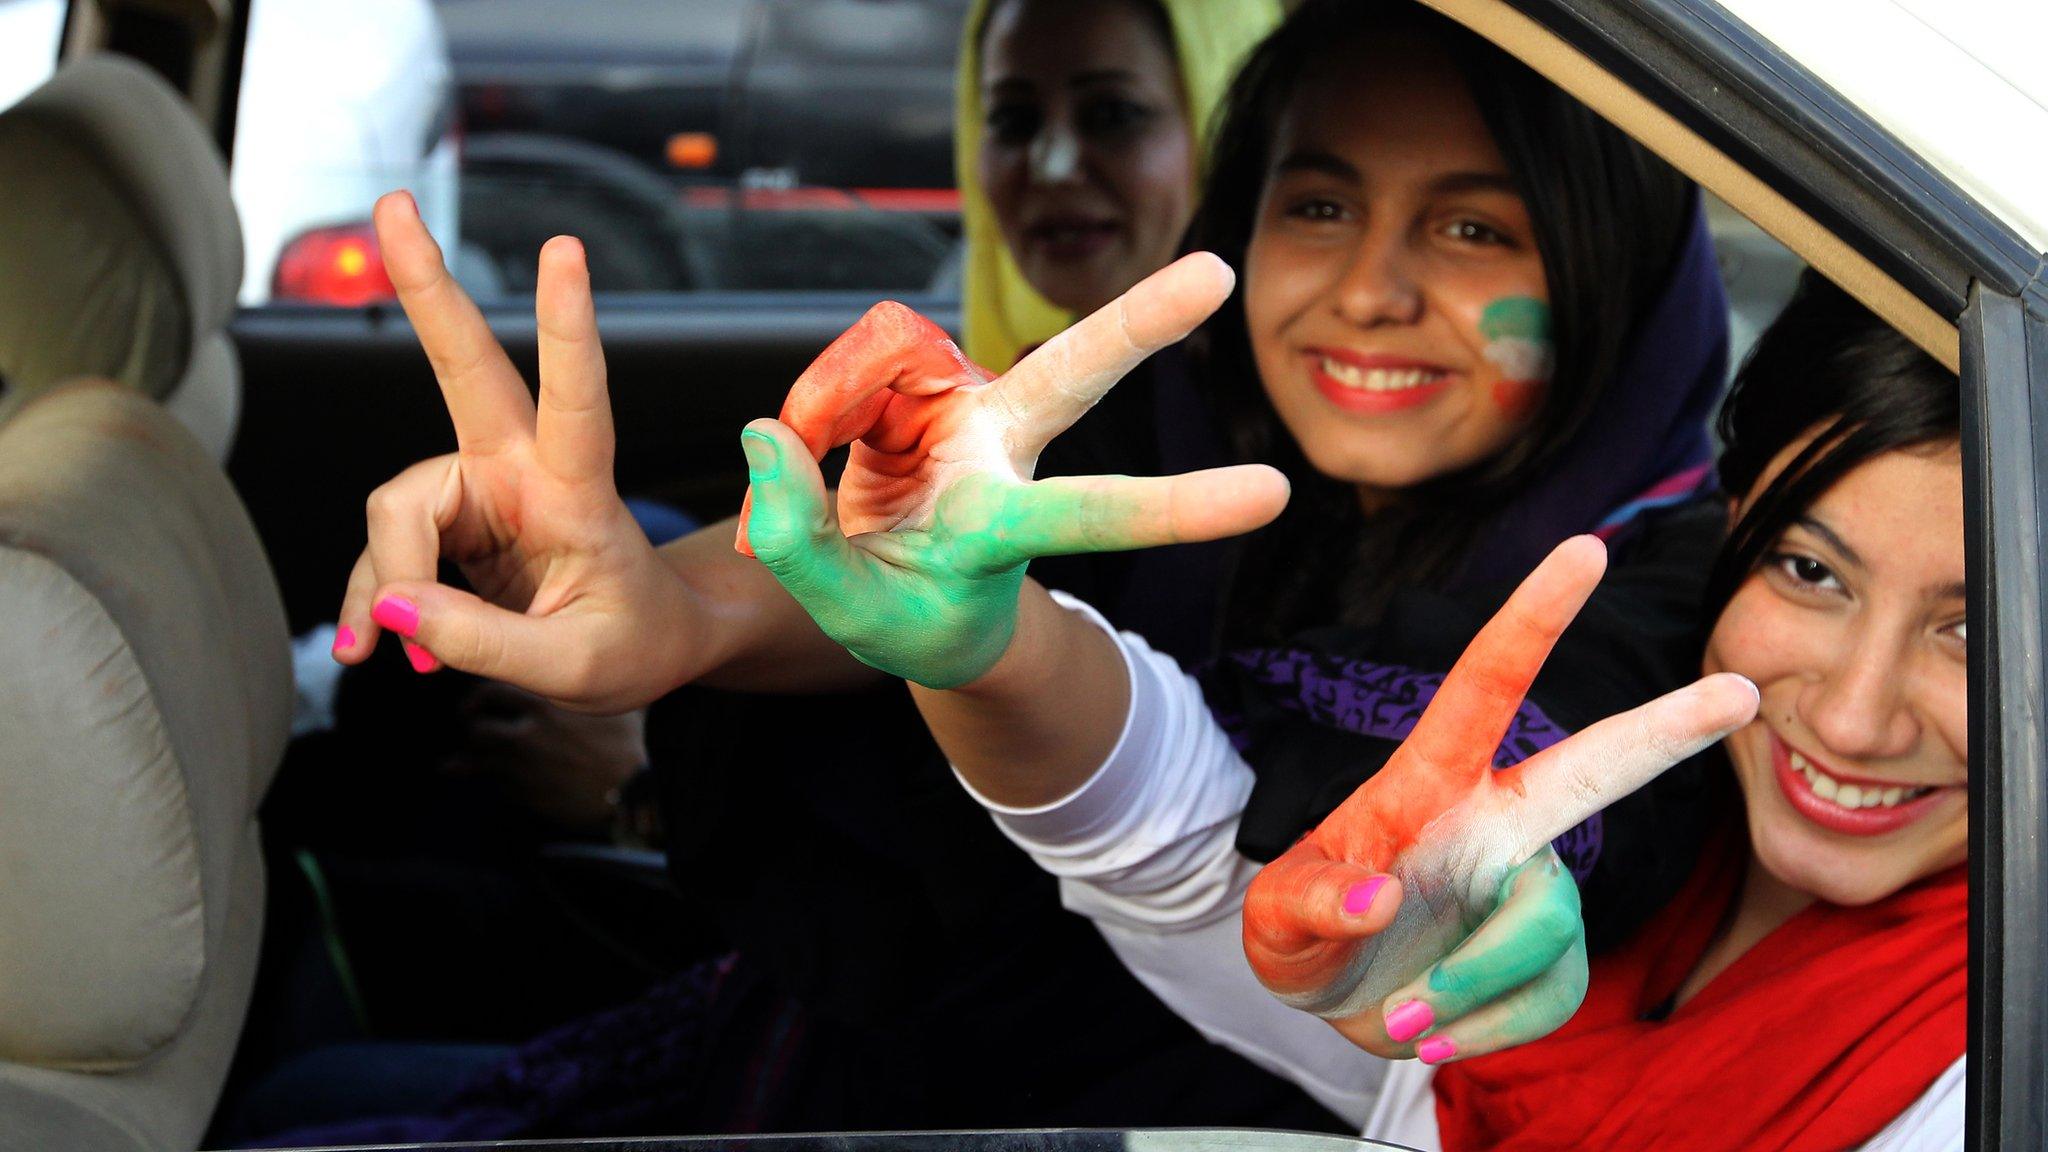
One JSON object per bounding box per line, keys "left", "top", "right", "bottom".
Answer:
{"left": 233, "top": 0, "right": 968, "bottom": 307}
{"left": 1702, "top": 191, "right": 1805, "bottom": 377}
{"left": 0, "top": 0, "right": 65, "bottom": 112}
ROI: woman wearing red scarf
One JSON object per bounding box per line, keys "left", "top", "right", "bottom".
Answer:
{"left": 1286, "top": 272, "right": 1967, "bottom": 1151}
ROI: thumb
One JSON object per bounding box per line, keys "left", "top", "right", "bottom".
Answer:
{"left": 1244, "top": 852, "right": 1403, "bottom": 1009}
{"left": 736, "top": 419, "right": 865, "bottom": 606}
{"left": 367, "top": 579, "right": 572, "bottom": 690}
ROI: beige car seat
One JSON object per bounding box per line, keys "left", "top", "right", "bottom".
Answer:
{"left": 0, "top": 54, "right": 288, "bottom": 1152}
{"left": 0, "top": 54, "right": 245, "bottom": 461}
{"left": 0, "top": 381, "right": 290, "bottom": 1152}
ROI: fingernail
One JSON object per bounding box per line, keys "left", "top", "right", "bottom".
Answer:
{"left": 1343, "top": 877, "right": 1387, "bottom": 916}
{"left": 372, "top": 595, "right": 420, "bottom": 638}
{"left": 399, "top": 189, "right": 418, "bottom": 217}
{"left": 739, "top": 430, "right": 778, "bottom": 480}
{"left": 1418, "top": 1036, "right": 1458, "bottom": 1065}
{"left": 403, "top": 639, "right": 440, "bottom": 674}
{"left": 1384, "top": 999, "right": 1434, "bottom": 1043}
{"left": 1733, "top": 672, "right": 1760, "bottom": 706}
{"left": 332, "top": 625, "right": 356, "bottom": 659}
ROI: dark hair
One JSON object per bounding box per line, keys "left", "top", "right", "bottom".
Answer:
{"left": 1188, "top": 0, "right": 1695, "bottom": 642}
{"left": 1704, "top": 271, "right": 1959, "bottom": 617}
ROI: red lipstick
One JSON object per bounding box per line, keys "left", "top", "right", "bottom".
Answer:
{"left": 1770, "top": 733, "right": 1956, "bottom": 837}
{"left": 1303, "top": 349, "right": 1452, "bottom": 415}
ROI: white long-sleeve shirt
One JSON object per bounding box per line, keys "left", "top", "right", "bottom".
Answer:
{"left": 953, "top": 592, "right": 1963, "bottom": 1150}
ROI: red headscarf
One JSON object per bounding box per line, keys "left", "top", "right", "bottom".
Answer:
{"left": 1433, "top": 831, "right": 1966, "bottom": 1151}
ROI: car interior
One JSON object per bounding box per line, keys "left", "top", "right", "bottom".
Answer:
{"left": 0, "top": 0, "right": 2040, "bottom": 1148}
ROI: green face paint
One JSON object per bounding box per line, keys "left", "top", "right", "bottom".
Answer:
{"left": 1479, "top": 296, "right": 1554, "bottom": 418}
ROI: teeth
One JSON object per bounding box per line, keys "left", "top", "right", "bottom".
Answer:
{"left": 1789, "top": 749, "right": 1931, "bottom": 809}
{"left": 1320, "top": 358, "right": 1439, "bottom": 392}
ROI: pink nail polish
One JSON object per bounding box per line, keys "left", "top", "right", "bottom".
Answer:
{"left": 403, "top": 640, "right": 440, "bottom": 674}
{"left": 1384, "top": 1000, "right": 1434, "bottom": 1043}
{"left": 332, "top": 625, "right": 356, "bottom": 657}
{"left": 372, "top": 596, "right": 420, "bottom": 638}
{"left": 1343, "top": 877, "right": 1387, "bottom": 916}
{"left": 1418, "top": 1037, "right": 1457, "bottom": 1065}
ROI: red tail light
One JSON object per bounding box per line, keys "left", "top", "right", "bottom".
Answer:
{"left": 272, "top": 223, "right": 396, "bottom": 306}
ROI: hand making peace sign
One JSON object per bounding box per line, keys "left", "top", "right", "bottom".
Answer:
{"left": 739, "top": 253, "right": 1290, "bottom": 689}
{"left": 1242, "top": 536, "right": 1760, "bottom": 1064}
{"left": 331, "top": 192, "right": 699, "bottom": 710}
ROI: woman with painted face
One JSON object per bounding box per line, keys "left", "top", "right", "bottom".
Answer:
{"left": 732, "top": 0, "right": 1740, "bottom": 1122}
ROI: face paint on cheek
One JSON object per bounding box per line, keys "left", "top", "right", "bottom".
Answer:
{"left": 1478, "top": 296, "right": 1554, "bottom": 420}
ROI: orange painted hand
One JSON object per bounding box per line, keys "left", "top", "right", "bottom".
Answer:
{"left": 1242, "top": 537, "right": 1759, "bottom": 1064}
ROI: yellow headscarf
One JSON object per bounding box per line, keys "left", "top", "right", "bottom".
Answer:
{"left": 954, "top": 0, "right": 1282, "bottom": 371}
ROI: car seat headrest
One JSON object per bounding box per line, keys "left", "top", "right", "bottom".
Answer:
{"left": 0, "top": 54, "right": 243, "bottom": 454}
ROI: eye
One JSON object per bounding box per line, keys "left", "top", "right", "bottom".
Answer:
{"left": 986, "top": 102, "right": 1041, "bottom": 147}
{"left": 1283, "top": 197, "right": 1350, "bottom": 224}
{"left": 1076, "top": 95, "right": 1154, "bottom": 137}
{"left": 1767, "top": 551, "right": 1844, "bottom": 594}
{"left": 1440, "top": 218, "right": 1510, "bottom": 246}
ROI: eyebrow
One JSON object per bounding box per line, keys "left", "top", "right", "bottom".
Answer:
{"left": 987, "top": 70, "right": 1140, "bottom": 92}
{"left": 1793, "top": 515, "right": 1864, "bottom": 570}
{"left": 1428, "top": 172, "right": 1519, "bottom": 196}
{"left": 1271, "top": 149, "right": 1361, "bottom": 182}
{"left": 1069, "top": 69, "right": 1139, "bottom": 86}
{"left": 1269, "top": 153, "right": 1517, "bottom": 197}
{"left": 1794, "top": 514, "right": 1968, "bottom": 599}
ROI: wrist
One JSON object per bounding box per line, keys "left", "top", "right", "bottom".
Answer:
{"left": 951, "top": 580, "right": 1063, "bottom": 699}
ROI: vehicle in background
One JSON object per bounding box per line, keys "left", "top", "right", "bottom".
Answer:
{"left": 0, "top": 0, "right": 460, "bottom": 307}
{"left": 433, "top": 0, "right": 968, "bottom": 296}
{"left": 0, "top": 0, "right": 65, "bottom": 109}
{"left": 231, "top": 0, "right": 459, "bottom": 305}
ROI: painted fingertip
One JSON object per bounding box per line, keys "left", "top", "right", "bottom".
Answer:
{"left": 739, "top": 430, "right": 779, "bottom": 481}
{"left": 371, "top": 595, "right": 421, "bottom": 638}
{"left": 331, "top": 625, "right": 357, "bottom": 660}
{"left": 1384, "top": 999, "right": 1434, "bottom": 1044}
{"left": 402, "top": 639, "right": 441, "bottom": 674}
{"left": 1342, "top": 877, "right": 1387, "bottom": 917}
{"left": 1418, "top": 1036, "right": 1458, "bottom": 1065}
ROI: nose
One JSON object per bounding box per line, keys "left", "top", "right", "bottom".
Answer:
{"left": 1027, "top": 120, "right": 1082, "bottom": 185}
{"left": 1329, "top": 229, "right": 1423, "bottom": 327}
{"left": 1801, "top": 625, "right": 1922, "bottom": 761}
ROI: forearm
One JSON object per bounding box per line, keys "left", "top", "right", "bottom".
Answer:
{"left": 909, "top": 579, "right": 1131, "bottom": 808}
{"left": 657, "top": 514, "right": 882, "bottom": 694}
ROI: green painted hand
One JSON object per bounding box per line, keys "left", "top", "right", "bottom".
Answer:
{"left": 739, "top": 254, "right": 1289, "bottom": 688}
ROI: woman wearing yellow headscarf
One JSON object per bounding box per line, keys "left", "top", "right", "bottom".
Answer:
{"left": 956, "top": 0, "right": 1282, "bottom": 370}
